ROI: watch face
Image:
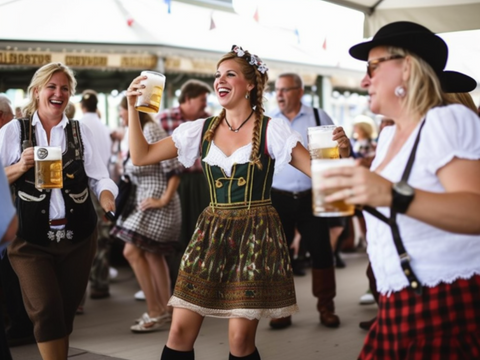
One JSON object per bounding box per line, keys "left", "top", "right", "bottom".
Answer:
{"left": 394, "top": 181, "right": 414, "bottom": 196}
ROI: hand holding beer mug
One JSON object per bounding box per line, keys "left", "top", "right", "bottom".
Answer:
{"left": 307, "top": 125, "right": 339, "bottom": 159}
{"left": 35, "top": 146, "right": 63, "bottom": 189}
{"left": 135, "top": 71, "right": 165, "bottom": 114}
{"left": 311, "top": 158, "right": 355, "bottom": 217}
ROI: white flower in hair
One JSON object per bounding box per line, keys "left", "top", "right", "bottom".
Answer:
{"left": 257, "top": 63, "right": 268, "bottom": 74}
{"left": 232, "top": 45, "right": 245, "bottom": 57}
{"left": 230, "top": 45, "right": 269, "bottom": 74}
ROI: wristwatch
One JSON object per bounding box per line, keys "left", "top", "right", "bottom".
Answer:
{"left": 391, "top": 181, "right": 415, "bottom": 214}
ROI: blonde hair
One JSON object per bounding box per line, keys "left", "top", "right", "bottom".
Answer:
{"left": 387, "top": 46, "right": 447, "bottom": 118}
{"left": 444, "top": 92, "right": 478, "bottom": 113}
{"left": 204, "top": 49, "right": 269, "bottom": 170}
{"left": 24, "top": 62, "right": 77, "bottom": 117}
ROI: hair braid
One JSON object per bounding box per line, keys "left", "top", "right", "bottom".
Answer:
{"left": 203, "top": 108, "right": 225, "bottom": 142}
{"left": 249, "top": 70, "right": 266, "bottom": 170}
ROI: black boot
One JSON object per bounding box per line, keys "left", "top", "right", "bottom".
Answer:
{"left": 161, "top": 346, "right": 194, "bottom": 360}
{"left": 229, "top": 348, "right": 261, "bottom": 360}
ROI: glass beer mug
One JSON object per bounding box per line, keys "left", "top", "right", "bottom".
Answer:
{"left": 307, "top": 125, "right": 339, "bottom": 160}
{"left": 34, "top": 146, "right": 63, "bottom": 189}
{"left": 135, "top": 71, "right": 166, "bottom": 114}
{"left": 311, "top": 158, "right": 355, "bottom": 217}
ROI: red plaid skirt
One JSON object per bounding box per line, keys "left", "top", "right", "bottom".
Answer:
{"left": 359, "top": 275, "right": 480, "bottom": 360}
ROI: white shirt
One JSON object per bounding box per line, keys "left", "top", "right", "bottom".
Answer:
{"left": 365, "top": 104, "right": 480, "bottom": 295}
{"left": 269, "top": 104, "right": 334, "bottom": 192}
{"left": 80, "top": 112, "right": 112, "bottom": 168}
{"left": 0, "top": 112, "right": 118, "bottom": 222}
{"left": 171, "top": 117, "right": 302, "bottom": 177}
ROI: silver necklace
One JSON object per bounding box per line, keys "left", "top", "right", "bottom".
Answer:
{"left": 224, "top": 110, "right": 254, "bottom": 133}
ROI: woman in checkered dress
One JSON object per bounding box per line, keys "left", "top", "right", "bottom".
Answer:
{"left": 111, "top": 96, "right": 182, "bottom": 333}
{"left": 321, "top": 22, "right": 480, "bottom": 359}
{"left": 124, "top": 45, "right": 324, "bottom": 360}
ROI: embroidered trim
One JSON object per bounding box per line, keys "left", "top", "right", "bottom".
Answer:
{"left": 18, "top": 191, "right": 47, "bottom": 202}
{"left": 68, "top": 187, "right": 89, "bottom": 204}
{"left": 47, "top": 229, "right": 74, "bottom": 243}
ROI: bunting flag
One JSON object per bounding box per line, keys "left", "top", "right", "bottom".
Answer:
{"left": 210, "top": 12, "right": 216, "bottom": 30}
{"left": 253, "top": 6, "right": 259, "bottom": 22}
{"left": 322, "top": 37, "right": 327, "bottom": 50}
{"left": 164, "top": 0, "right": 171, "bottom": 14}
{"left": 294, "top": 28, "right": 301, "bottom": 44}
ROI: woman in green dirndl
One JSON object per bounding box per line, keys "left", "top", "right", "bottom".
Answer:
{"left": 126, "top": 45, "right": 313, "bottom": 360}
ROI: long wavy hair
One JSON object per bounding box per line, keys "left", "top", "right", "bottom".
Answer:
{"left": 203, "top": 49, "right": 269, "bottom": 170}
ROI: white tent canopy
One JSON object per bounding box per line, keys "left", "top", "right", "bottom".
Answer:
{"left": 323, "top": 0, "right": 480, "bottom": 37}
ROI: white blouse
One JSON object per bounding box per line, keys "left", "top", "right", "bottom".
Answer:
{"left": 172, "top": 117, "right": 302, "bottom": 177}
{"left": 0, "top": 113, "right": 118, "bottom": 224}
{"left": 365, "top": 104, "right": 480, "bottom": 295}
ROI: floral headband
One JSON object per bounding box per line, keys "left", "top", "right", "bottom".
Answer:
{"left": 231, "top": 45, "right": 269, "bottom": 74}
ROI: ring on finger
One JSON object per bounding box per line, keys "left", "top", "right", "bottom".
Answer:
{"left": 346, "top": 188, "right": 354, "bottom": 198}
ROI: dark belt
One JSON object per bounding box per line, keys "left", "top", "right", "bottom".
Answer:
{"left": 49, "top": 218, "right": 67, "bottom": 226}
{"left": 271, "top": 188, "right": 311, "bottom": 200}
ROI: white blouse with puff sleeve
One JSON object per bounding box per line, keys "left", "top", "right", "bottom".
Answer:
{"left": 365, "top": 104, "right": 480, "bottom": 295}
{"left": 171, "top": 117, "right": 302, "bottom": 177}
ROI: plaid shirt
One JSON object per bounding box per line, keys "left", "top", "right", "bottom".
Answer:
{"left": 156, "top": 106, "right": 210, "bottom": 173}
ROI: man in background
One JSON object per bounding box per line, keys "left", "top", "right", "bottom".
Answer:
{"left": 0, "top": 95, "right": 14, "bottom": 129}
{"left": 79, "top": 90, "right": 114, "bottom": 301}
{"left": 268, "top": 73, "right": 351, "bottom": 329}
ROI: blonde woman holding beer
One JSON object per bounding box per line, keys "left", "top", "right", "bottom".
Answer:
{"left": 126, "top": 46, "right": 314, "bottom": 360}
{"left": 0, "top": 62, "right": 117, "bottom": 360}
{"left": 320, "top": 21, "right": 480, "bottom": 359}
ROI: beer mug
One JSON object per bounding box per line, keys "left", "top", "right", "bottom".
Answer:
{"left": 135, "top": 71, "right": 166, "bottom": 113}
{"left": 307, "top": 125, "right": 339, "bottom": 160}
{"left": 34, "top": 146, "right": 63, "bottom": 189}
{"left": 311, "top": 158, "right": 355, "bottom": 217}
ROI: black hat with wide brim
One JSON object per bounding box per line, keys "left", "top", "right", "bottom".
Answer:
{"left": 440, "top": 71, "right": 477, "bottom": 93}
{"left": 350, "top": 21, "right": 477, "bottom": 93}
{"left": 349, "top": 21, "right": 448, "bottom": 76}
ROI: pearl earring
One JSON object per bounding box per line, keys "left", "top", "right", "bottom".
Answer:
{"left": 245, "top": 92, "right": 250, "bottom": 99}
{"left": 395, "top": 86, "right": 406, "bottom": 98}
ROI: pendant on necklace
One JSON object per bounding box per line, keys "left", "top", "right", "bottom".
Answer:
{"left": 224, "top": 109, "right": 254, "bottom": 133}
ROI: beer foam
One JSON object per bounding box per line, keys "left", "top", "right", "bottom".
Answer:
{"left": 141, "top": 71, "right": 165, "bottom": 93}
{"left": 308, "top": 126, "right": 337, "bottom": 149}
{"left": 34, "top": 146, "right": 62, "bottom": 161}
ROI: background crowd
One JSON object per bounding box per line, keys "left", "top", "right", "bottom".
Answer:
{"left": 0, "top": 20, "right": 479, "bottom": 360}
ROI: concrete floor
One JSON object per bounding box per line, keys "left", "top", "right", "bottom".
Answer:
{"left": 10, "top": 251, "right": 376, "bottom": 360}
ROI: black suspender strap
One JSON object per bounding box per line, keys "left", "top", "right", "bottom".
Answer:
{"left": 313, "top": 108, "right": 321, "bottom": 126}
{"left": 363, "top": 119, "right": 426, "bottom": 296}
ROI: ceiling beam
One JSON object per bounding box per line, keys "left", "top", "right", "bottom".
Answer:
{"left": 320, "top": 0, "right": 375, "bottom": 15}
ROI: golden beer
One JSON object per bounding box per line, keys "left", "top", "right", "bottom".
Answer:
{"left": 34, "top": 146, "right": 63, "bottom": 189}
{"left": 135, "top": 71, "right": 166, "bottom": 114}
{"left": 307, "top": 125, "right": 339, "bottom": 160}
{"left": 309, "top": 146, "right": 340, "bottom": 160}
{"left": 311, "top": 159, "right": 355, "bottom": 217}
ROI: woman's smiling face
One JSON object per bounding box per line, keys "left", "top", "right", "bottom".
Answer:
{"left": 35, "top": 71, "right": 70, "bottom": 122}
{"left": 214, "top": 59, "right": 253, "bottom": 109}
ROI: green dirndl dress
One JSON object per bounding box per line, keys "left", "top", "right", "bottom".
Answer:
{"left": 168, "top": 116, "right": 298, "bottom": 319}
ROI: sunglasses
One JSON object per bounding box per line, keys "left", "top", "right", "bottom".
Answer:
{"left": 367, "top": 55, "right": 404, "bottom": 78}
{"left": 274, "top": 86, "right": 300, "bottom": 93}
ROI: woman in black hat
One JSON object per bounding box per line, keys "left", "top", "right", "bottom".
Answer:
{"left": 320, "top": 21, "right": 480, "bottom": 359}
